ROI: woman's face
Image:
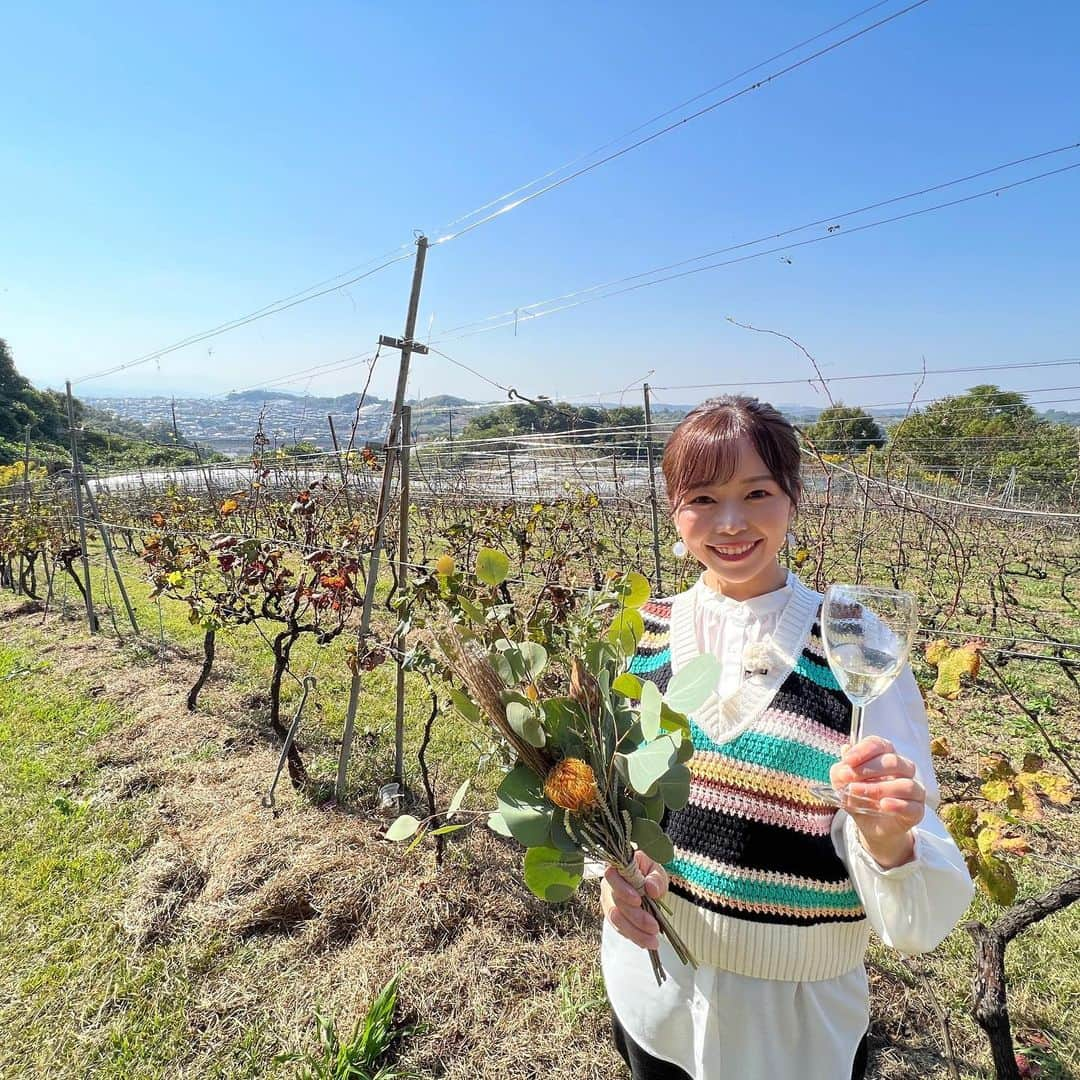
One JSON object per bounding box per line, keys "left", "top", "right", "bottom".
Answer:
{"left": 673, "top": 435, "right": 793, "bottom": 601}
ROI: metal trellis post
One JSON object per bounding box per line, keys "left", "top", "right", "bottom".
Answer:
{"left": 78, "top": 471, "right": 140, "bottom": 636}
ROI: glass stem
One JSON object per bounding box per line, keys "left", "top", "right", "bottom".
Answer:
{"left": 849, "top": 703, "right": 864, "bottom": 745}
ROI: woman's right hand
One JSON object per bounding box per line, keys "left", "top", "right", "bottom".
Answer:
{"left": 600, "top": 850, "right": 670, "bottom": 951}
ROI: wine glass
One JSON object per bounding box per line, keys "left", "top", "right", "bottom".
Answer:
{"left": 808, "top": 584, "right": 919, "bottom": 812}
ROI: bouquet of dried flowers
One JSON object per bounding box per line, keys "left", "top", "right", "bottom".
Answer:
{"left": 395, "top": 550, "right": 722, "bottom": 984}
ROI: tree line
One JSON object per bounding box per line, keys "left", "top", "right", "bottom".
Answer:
{"left": 0, "top": 338, "right": 210, "bottom": 472}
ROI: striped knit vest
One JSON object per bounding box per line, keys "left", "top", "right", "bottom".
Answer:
{"left": 628, "top": 574, "right": 871, "bottom": 981}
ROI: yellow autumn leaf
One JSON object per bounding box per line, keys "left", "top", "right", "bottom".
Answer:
{"left": 975, "top": 812, "right": 1030, "bottom": 857}
{"left": 793, "top": 548, "right": 810, "bottom": 567}
{"left": 982, "top": 754, "right": 1014, "bottom": 780}
{"left": 924, "top": 640, "right": 950, "bottom": 666}
{"left": 1032, "top": 771, "right": 1073, "bottom": 806}
{"left": 980, "top": 778, "right": 1012, "bottom": 803}
{"left": 942, "top": 803, "right": 977, "bottom": 841}
{"left": 976, "top": 853, "right": 1018, "bottom": 907}
{"left": 924, "top": 639, "right": 981, "bottom": 699}
{"left": 930, "top": 736, "right": 952, "bottom": 758}
{"left": 220, "top": 498, "right": 239, "bottom": 515}
{"left": 1010, "top": 784, "right": 1043, "bottom": 822}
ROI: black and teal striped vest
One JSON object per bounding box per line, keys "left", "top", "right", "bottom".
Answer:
{"left": 629, "top": 597, "right": 866, "bottom": 929}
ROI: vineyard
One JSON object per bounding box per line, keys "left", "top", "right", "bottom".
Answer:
{"left": 6, "top": 1, "right": 1080, "bottom": 1075}
{"left": 1, "top": 415, "right": 1078, "bottom": 1080}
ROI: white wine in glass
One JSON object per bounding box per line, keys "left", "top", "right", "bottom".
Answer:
{"left": 809, "top": 584, "right": 919, "bottom": 811}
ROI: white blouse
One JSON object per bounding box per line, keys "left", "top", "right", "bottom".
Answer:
{"left": 600, "top": 573, "right": 974, "bottom": 1080}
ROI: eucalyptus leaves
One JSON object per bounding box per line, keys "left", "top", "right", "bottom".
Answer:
{"left": 388, "top": 548, "right": 721, "bottom": 985}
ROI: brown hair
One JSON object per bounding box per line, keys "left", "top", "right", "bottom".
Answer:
{"left": 661, "top": 395, "right": 802, "bottom": 511}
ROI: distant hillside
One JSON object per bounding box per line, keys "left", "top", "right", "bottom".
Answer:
{"left": 0, "top": 339, "right": 211, "bottom": 471}
{"left": 225, "top": 389, "right": 392, "bottom": 409}
{"left": 1042, "top": 409, "right": 1080, "bottom": 427}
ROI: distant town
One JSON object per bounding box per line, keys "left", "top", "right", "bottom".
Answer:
{"left": 83, "top": 390, "right": 701, "bottom": 457}
{"left": 85, "top": 389, "right": 1079, "bottom": 460}
{"left": 85, "top": 390, "right": 479, "bottom": 456}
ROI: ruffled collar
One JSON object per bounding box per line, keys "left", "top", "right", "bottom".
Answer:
{"left": 692, "top": 570, "right": 794, "bottom": 621}
{"left": 672, "top": 571, "right": 821, "bottom": 740}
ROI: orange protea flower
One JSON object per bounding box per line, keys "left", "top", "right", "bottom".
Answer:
{"left": 544, "top": 758, "right": 600, "bottom": 813}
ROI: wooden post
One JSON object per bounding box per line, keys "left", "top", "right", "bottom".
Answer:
{"left": 327, "top": 412, "right": 353, "bottom": 515}
{"left": 393, "top": 406, "right": 411, "bottom": 791}
{"left": 79, "top": 473, "right": 140, "bottom": 636}
{"left": 337, "top": 235, "right": 428, "bottom": 801}
{"left": 642, "top": 384, "right": 664, "bottom": 593}
{"left": 65, "top": 382, "right": 98, "bottom": 633}
{"left": 17, "top": 425, "right": 30, "bottom": 595}
{"left": 506, "top": 448, "right": 516, "bottom": 498}
{"left": 192, "top": 441, "right": 218, "bottom": 505}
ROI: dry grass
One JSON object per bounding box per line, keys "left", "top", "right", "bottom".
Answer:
{"left": 0, "top": 600, "right": 624, "bottom": 1078}
{"left": 1, "top": 595, "right": 1077, "bottom": 1079}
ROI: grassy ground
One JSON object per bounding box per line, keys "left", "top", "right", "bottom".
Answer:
{"left": 2, "top": 536, "right": 1078, "bottom": 1078}
{"left": 0, "top": 593, "right": 619, "bottom": 1080}
{"left": 0, "top": 635, "right": 277, "bottom": 1077}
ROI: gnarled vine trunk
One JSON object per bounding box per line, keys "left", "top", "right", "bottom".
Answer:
{"left": 269, "top": 627, "right": 309, "bottom": 788}
{"left": 186, "top": 628, "right": 216, "bottom": 711}
{"left": 967, "top": 872, "right": 1080, "bottom": 1080}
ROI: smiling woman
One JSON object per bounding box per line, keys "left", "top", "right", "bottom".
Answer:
{"left": 663, "top": 396, "right": 800, "bottom": 602}
{"left": 598, "top": 394, "right": 974, "bottom": 1080}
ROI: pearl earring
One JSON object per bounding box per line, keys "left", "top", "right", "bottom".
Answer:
{"left": 672, "top": 540, "right": 688, "bottom": 558}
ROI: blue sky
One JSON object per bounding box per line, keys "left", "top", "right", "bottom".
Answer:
{"left": 2, "top": 0, "right": 1078, "bottom": 411}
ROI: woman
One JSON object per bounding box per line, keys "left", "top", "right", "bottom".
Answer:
{"left": 600, "top": 395, "right": 973, "bottom": 1080}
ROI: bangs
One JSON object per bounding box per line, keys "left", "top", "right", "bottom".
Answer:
{"left": 667, "top": 424, "right": 744, "bottom": 504}
{"left": 661, "top": 395, "right": 802, "bottom": 510}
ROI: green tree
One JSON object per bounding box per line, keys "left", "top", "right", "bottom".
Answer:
{"left": 0, "top": 338, "right": 213, "bottom": 470}
{"left": 889, "top": 384, "right": 1078, "bottom": 501}
{"left": 0, "top": 337, "right": 70, "bottom": 449}
{"left": 460, "top": 402, "right": 646, "bottom": 455}
{"left": 889, "top": 385, "right": 1038, "bottom": 475}
{"left": 804, "top": 403, "right": 885, "bottom": 455}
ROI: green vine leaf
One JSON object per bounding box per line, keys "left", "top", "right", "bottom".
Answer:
{"left": 476, "top": 547, "right": 510, "bottom": 588}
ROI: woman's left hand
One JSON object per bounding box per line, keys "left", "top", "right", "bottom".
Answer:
{"left": 830, "top": 735, "right": 926, "bottom": 869}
